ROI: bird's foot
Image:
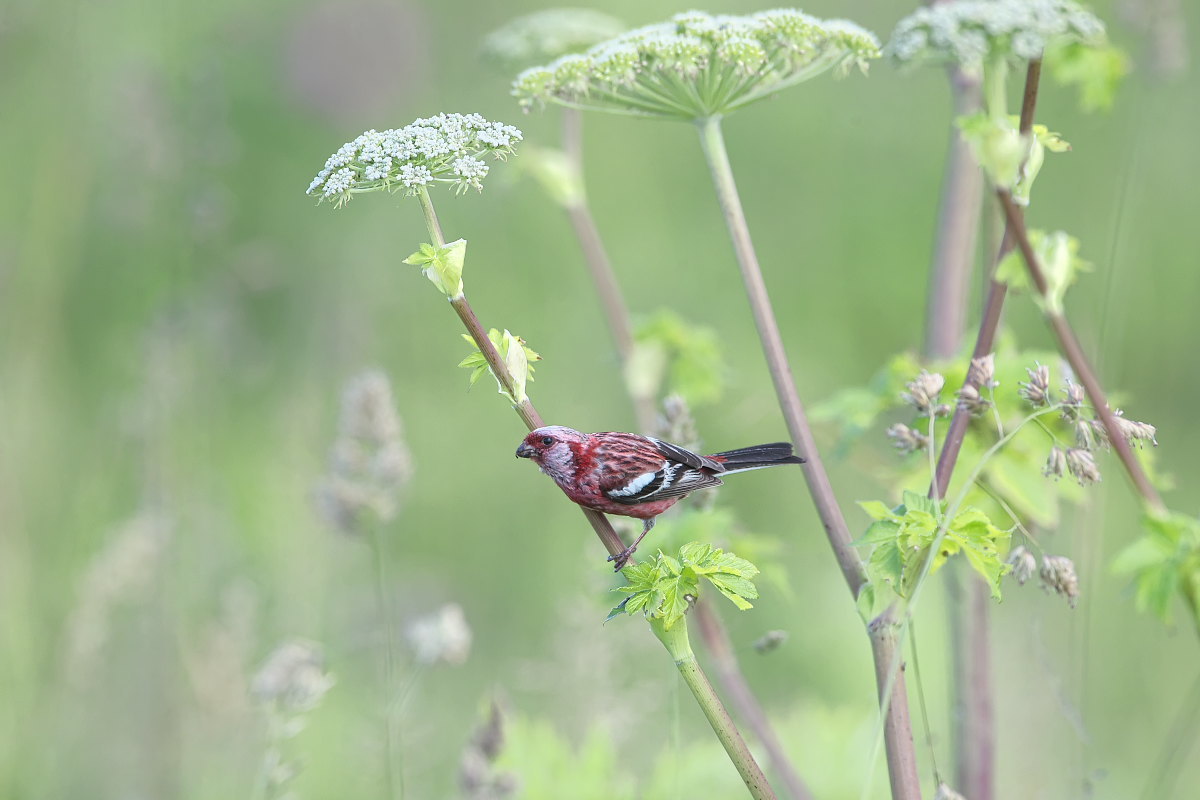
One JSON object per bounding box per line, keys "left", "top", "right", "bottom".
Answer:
{"left": 607, "top": 545, "right": 637, "bottom": 571}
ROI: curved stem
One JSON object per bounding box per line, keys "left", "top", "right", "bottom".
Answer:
{"left": 693, "top": 600, "right": 813, "bottom": 800}
{"left": 695, "top": 114, "right": 921, "bottom": 800}
{"left": 652, "top": 616, "right": 778, "bottom": 800}
{"left": 557, "top": 112, "right": 808, "bottom": 796}
{"left": 414, "top": 188, "right": 628, "bottom": 560}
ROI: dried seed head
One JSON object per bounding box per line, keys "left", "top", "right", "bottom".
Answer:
{"left": 957, "top": 383, "right": 991, "bottom": 416}
{"left": 1043, "top": 446, "right": 1067, "bottom": 479}
{"left": 753, "top": 630, "right": 788, "bottom": 654}
{"left": 657, "top": 393, "right": 700, "bottom": 453}
{"left": 1065, "top": 447, "right": 1101, "bottom": 486}
{"left": 1112, "top": 409, "right": 1158, "bottom": 447}
{"left": 1075, "top": 419, "right": 1102, "bottom": 451}
{"left": 1040, "top": 555, "right": 1080, "bottom": 608}
{"left": 886, "top": 423, "right": 930, "bottom": 455}
{"left": 1060, "top": 379, "right": 1086, "bottom": 421}
{"left": 901, "top": 370, "right": 946, "bottom": 416}
{"left": 317, "top": 370, "right": 414, "bottom": 535}
{"left": 1019, "top": 362, "right": 1051, "bottom": 407}
{"left": 408, "top": 603, "right": 473, "bottom": 665}
{"left": 966, "top": 353, "right": 997, "bottom": 389}
{"left": 1006, "top": 545, "right": 1037, "bottom": 585}
{"left": 252, "top": 639, "right": 336, "bottom": 713}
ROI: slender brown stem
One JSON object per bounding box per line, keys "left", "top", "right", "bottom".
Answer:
{"left": 924, "top": 64, "right": 984, "bottom": 360}
{"left": 693, "top": 601, "right": 813, "bottom": 800}
{"left": 927, "top": 59, "right": 1043, "bottom": 800}
{"left": 995, "top": 191, "right": 1165, "bottom": 512}
{"left": 696, "top": 115, "right": 921, "bottom": 800}
{"left": 417, "top": 188, "right": 629, "bottom": 560}
{"left": 559, "top": 109, "right": 810, "bottom": 796}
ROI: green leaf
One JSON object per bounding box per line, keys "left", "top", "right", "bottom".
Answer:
{"left": 857, "top": 500, "right": 895, "bottom": 521}
{"left": 901, "top": 490, "right": 938, "bottom": 516}
{"left": 612, "top": 543, "right": 761, "bottom": 625}
{"left": 995, "top": 230, "right": 1090, "bottom": 314}
{"left": 627, "top": 310, "right": 725, "bottom": 406}
{"left": 852, "top": 519, "right": 901, "bottom": 547}
{"left": 868, "top": 539, "right": 904, "bottom": 592}
{"left": 1045, "top": 39, "right": 1130, "bottom": 112}
{"left": 458, "top": 328, "right": 541, "bottom": 401}
{"left": 404, "top": 239, "right": 466, "bottom": 297}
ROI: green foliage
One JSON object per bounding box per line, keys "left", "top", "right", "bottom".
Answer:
{"left": 1045, "top": 39, "right": 1129, "bottom": 112}
{"left": 995, "top": 229, "right": 1090, "bottom": 314}
{"left": 616, "top": 543, "right": 759, "bottom": 631}
{"left": 626, "top": 310, "right": 724, "bottom": 406}
{"left": 957, "top": 115, "right": 1069, "bottom": 205}
{"left": 403, "top": 239, "right": 467, "bottom": 298}
{"left": 494, "top": 717, "right": 636, "bottom": 800}
{"left": 855, "top": 490, "right": 1012, "bottom": 603}
{"left": 458, "top": 329, "right": 541, "bottom": 403}
{"left": 1113, "top": 511, "right": 1200, "bottom": 627}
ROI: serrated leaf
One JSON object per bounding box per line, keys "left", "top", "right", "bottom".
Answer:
{"left": 995, "top": 230, "right": 1090, "bottom": 314}
{"left": 707, "top": 574, "right": 758, "bottom": 603}
{"left": 853, "top": 519, "right": 901, "bottom": 546}
{"left": 902, "top": 490, "right": 938, "bottom": 516}
{"left": 869, "top": 540, "right": 904, "bottom": 590}
{"left": 858, "top": 500, "right": 895, "bottom": 521}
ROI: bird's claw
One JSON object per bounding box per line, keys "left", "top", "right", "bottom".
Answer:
{"left": 608, "top": 546, "right": 636, "bottom": 571}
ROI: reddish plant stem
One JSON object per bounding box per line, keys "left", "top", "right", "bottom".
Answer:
{"left": 927, "top": 59, "right": 1043, "bottom": 800}
{"left": 696, "top": 115, "right": 921, "bottom": 800}
{"left": 995, "top": 191, "right": 1165, "bottom": 512}
{"left": 559, "top": 108, "right": 811, "bottom": 798}
{"left": 693, "top": 601, "right": 814, "bottom": 800}
{"left": 417, "top": 187, "right": 629, "bottom": 560}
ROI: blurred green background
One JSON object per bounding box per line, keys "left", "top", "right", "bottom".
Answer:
{"left": 2, "top": 0, "right": 1197, "bottom": 797}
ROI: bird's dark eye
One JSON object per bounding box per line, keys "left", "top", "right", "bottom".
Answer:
{"left": 541, "top": 436, "right": 554, "bottom": 446}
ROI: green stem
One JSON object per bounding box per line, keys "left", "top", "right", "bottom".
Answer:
{"left": 412, "top": 187, "right": 628, "bottom": 559}
{"left": 368, "top": 526, "right": 403, "bottom": 800}
{"left": 650, "top": 616, "right": 778, "bottom": 800}
{"left": 695, "top": 114, "right": 921, "bottom": 800}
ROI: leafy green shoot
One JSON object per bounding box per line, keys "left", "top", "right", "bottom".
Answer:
{"left": 615, "top": 543, "right": 759, "bottom": 631}
{"left": 458, "top": 328, "right": 541, "bottom": 403}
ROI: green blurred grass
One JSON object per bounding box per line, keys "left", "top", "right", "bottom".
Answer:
{"left": 2, "top": 0, "right": 1198, "bottom": 797}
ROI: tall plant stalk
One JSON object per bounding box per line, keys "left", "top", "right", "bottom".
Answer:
{"left": 415, "top": 185, "right": 778, "bottom": 797}
{"left": 695, "top": 114, "right": 922, "bottom": 800}
{"left": 555, "top": 108, "right": 811, "bottom": 800}
{"left": 926, "top": 60, "right": 1043, "bottom": 800}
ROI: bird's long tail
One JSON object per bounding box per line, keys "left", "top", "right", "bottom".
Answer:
{"left": 709, "top": 442, "right": 805, "bottom": 473}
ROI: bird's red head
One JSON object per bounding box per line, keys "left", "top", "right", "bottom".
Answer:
{"left": 515, "top": 425, "right": 588, "bottom": 483}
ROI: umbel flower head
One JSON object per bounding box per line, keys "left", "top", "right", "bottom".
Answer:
{"left": 306, "top": 113, "right": 523, "bottom": 206}
{"left": 887, "top": 0, "right": 1106, "bottom": 70}
{"left": 513, "top": 9, "right": 880, "bottom": 120}
{"left": 483, "top": 8, "right": 626, "bottom": 72}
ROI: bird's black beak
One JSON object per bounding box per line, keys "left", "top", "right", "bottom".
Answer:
{"left": 515, "top": 443, "right": 535, "bottom": 459}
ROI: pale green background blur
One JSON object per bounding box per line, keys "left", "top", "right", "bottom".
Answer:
{"left": 2, "top": 0, "right": 1198, "bottom": 798}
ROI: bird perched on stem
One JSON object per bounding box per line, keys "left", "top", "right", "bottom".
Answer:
{"left": 516, "top": 425, "right": 804, "bottom": 569}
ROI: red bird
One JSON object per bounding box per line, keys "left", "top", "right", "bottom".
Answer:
{"left": 516, "top": 425, "right": 805, "bottom": 568}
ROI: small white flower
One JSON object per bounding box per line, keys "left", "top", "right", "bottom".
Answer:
{"left": 453, "top": 156, "right": 489, "bottom": 179}
{"left": 399, "top": 163, "right": 433, "bottom": 187}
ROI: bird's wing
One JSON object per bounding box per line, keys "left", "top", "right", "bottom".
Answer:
{"left": 592, "top": 433, "right": 724, "bottom": 505}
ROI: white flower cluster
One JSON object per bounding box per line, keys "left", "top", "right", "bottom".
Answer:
{"left": 483, "top": 8, "right": 626, "bottom": 71}
{"left": 887, "top": 0, "right": 1105, "bottom": 68}
{"left": 513, "top": 9, "right": 880, "bottom": 120}
{"left": 306, "top": 113, "right": 523, "bottom": 204}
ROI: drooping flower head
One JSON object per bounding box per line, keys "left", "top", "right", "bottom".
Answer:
{"left": 306, "top": 113, "right": 523, "bottom": 206}
{"left": 513, "top": 9, "right": 880, "bottom": 120}
{"left": 887, "top": 0, "right": 1106, "bottom": 70}
{"left": 483, "top": 8, "right": 627, "bottom": 72}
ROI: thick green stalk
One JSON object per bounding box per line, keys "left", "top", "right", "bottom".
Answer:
{"left": 414, "top": 187, "right": 627, "bottom": 558}
{"left": 651, "top": 616, "right": 777, "bottom": 800}
{"left": 695, "top": 115, "right": 922, "bottom": 800}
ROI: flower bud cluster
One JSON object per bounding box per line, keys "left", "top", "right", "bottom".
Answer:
{"left": 901, "top": 370, "right": 950, "bottom": 417}
{"left": 513, "top": 10, "right": 880, "bottom": 119}
{"left": 307, "top": 114, "right": 522, "bottom": 204}
{"left": 1039, "top": 554, "right": 1080, "bottom": 608}
{"left": 886, "top": 423, "right": 930, "bottom": 455}
{"left": 957, "top": 353, "right": 998, "bottom": 415}
{"left": 887, "top": 0, "right": 1106, "bottom": 69}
